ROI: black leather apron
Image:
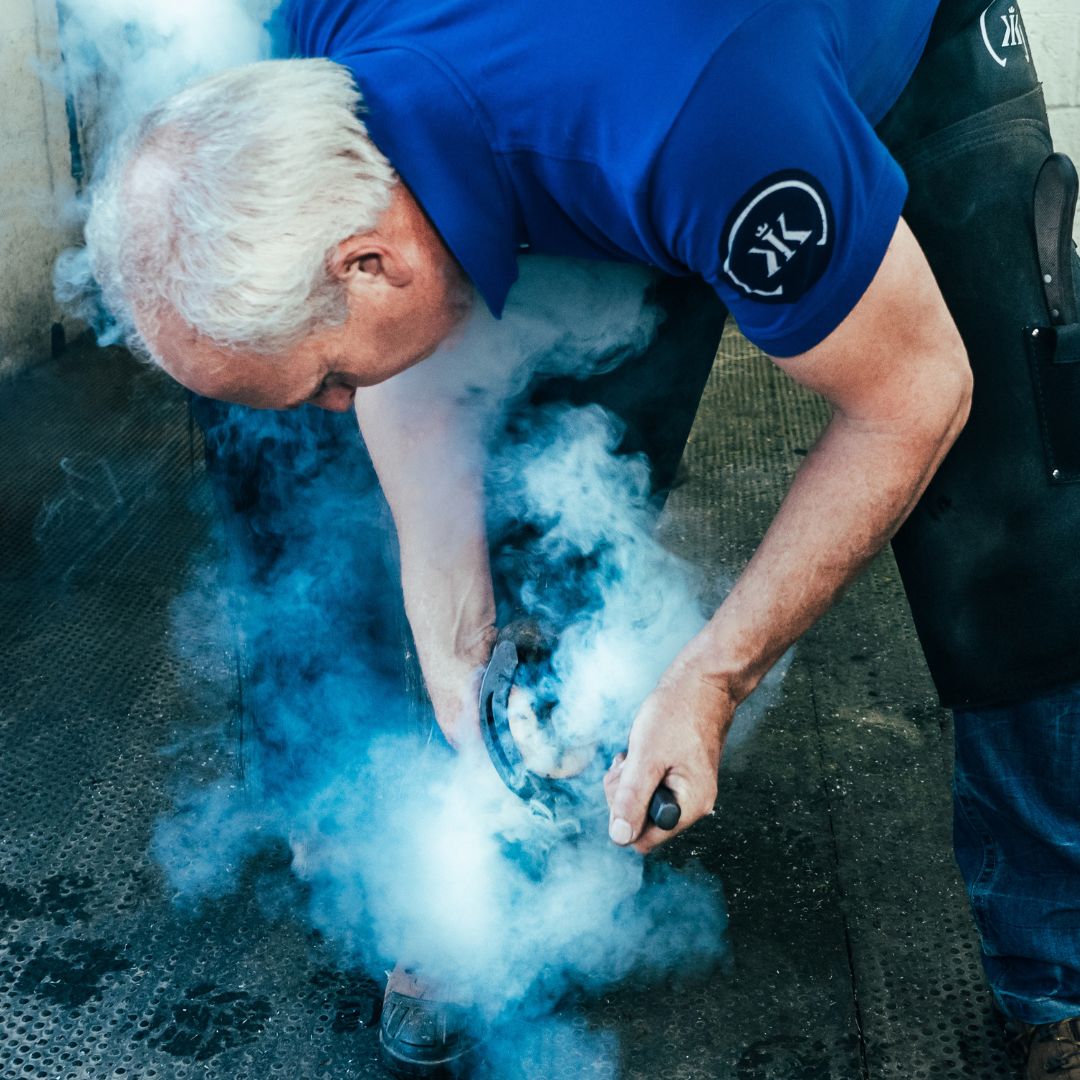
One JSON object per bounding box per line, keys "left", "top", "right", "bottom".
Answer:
{"left": 879, "top": 0, "right": 1080, "bottom": 707}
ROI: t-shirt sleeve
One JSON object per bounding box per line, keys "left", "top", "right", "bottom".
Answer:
{"left": 277, "top": 0, "right": 341, "bottom": 58}
{"left": 645, "top": 0, "right": 908, "bottom": 358}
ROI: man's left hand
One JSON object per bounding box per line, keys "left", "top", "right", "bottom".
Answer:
{"left": 603, "top": 663, "right": 736, "bottom": 854}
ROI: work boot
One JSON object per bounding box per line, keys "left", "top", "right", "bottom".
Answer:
{"left": 379, "top": 964, "right": 482, "bottom": 1077}
{"left": 1020, "top": 1018, "right": 1080, "bottom": 1078}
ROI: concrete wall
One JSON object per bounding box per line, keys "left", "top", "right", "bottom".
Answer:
{"left": 0, "top": 0, "right": 80, "bottom": 379}
{"left": 1026, "top": 0, "right": 1080, "bottom": 242}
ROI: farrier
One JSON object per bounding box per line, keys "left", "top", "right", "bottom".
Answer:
{"left": 84, "top": 1, "right": 1080, "bottom": 1077}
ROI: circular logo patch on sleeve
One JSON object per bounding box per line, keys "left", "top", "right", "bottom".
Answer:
{"left": 721, "top": 170, "right": 834, "bottom": 304}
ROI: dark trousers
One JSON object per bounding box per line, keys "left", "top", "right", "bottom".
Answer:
{"left": 955, "top": 686, "right": 1080, "bottom": 1024}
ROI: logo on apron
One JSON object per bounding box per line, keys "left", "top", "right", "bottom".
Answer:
{"left": 980, "top": 2, "right": 1031, "bottom": 68}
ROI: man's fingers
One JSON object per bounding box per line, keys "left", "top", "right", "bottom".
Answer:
{"left": 631, "top": 823, "right": 672, "bottom": 856}
{"left": 607, "top": 751, "right": 667, "bottom": 847}
{"left": 603, "top": 753, "right": 627, "bottom": 804}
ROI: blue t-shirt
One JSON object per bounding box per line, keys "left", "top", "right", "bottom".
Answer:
{"left": 282, "top": 0, "right": 938, "bottom": 357}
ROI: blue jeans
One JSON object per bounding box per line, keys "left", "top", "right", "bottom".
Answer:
{"left": 954, "top": 682, "right": 1080, "bottom": 1024}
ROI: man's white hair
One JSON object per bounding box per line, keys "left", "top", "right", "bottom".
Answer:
{"left": 86, "top": 58, "right": 397, "bottom": 357}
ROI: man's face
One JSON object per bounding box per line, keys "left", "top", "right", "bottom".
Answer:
{"left": 150, "top": 275, "right": 470, "bottom": 413}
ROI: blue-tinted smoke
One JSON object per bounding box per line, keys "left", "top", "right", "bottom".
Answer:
{"left": 158, "top": 262, "right": 732, "bottom": 1028}
{"left": 46, "top": 0, "right": 768, "bottom": 1058}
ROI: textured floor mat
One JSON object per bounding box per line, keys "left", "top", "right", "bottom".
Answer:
{"left": 0, "top": 335, "right": 1016, "bottom": 1078}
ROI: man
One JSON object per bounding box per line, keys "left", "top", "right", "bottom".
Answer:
{"left": 83, "top": 0, "right": 1080, "bottom": 1076}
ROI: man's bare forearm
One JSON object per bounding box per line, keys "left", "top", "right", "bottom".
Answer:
{"left": 604, "top": 345, "right": 970, "bottom": 851}
{"left": 606, "top": 219, "right": 973, "bottom": 851}
{"left": 355, "top": 372, "right": 496, "bottom": 743}
{"left": 397, "top": 525, "right": 495, "bottom": 733}
{"left": 678, "top": 358, "right": 971, "bottom": 709}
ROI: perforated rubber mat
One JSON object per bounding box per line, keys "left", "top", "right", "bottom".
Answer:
{"left": 0, "top": 335, "right": 1018, "bottom": 1078}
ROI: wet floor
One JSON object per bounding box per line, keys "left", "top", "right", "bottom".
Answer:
{"left": 0, "top": 331, "right": 1019, "bottom": 1078}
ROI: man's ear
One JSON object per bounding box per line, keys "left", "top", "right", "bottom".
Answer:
{"left": 329, "top": 234, "right": 414, "bottom": 288}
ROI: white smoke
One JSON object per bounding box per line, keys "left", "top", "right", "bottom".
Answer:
{"left": 57, "top": 0, "right": 275, "bottom": 149}
{"left": 393, "top": 257, "right": 664, "bottom": 410}
{"left": 50, "top": 0, "right": 277, "bottom": 336}
{"left": 277, "top": 737, "right": 726, "bottom": 1018}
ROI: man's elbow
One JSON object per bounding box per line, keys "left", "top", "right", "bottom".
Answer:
{"left": 939, "top": 335, "right": 973, "bottom": 447}
{"left": 908, "top": 333, "right": 972, "bottom": 466}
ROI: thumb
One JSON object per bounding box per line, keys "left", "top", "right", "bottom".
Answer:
{"left": 608, "top": 747, "right": 666, "bottom": 846}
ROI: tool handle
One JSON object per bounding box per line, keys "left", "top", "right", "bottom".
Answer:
{"left": 1034, "top": 153, "right": 1079, "bottom": 326}
{"left": 647, "top": 783, "right": 681, "bottom": 831}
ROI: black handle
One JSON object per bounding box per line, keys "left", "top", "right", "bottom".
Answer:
{"left": 1034, "top": 153, "right": 1079, "bottom": 326}
{"left": 647, "top": 783, "right": 681, "bottom": 831}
